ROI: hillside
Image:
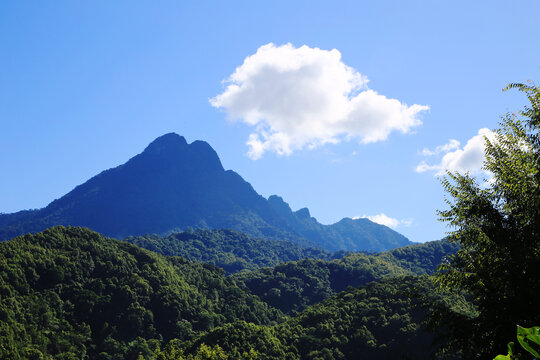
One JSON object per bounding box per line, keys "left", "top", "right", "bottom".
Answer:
{"left": 0, "top": 133, "right": 412, "bottom": 252}
{"left": 165, "top": 276, "right": 473, "bottom": 360}
{"left": 125, "top": 229, "right": 333, "bottom": 273}
{"left": 124, "top": 230, "right": 458, "bottom": 316}
{"left": 233, "top": 239, "right": 459, "bottom": 315}
{"left": 0, "top": 226, "right": 469, "bottom": 360}
{"left": 0, "top": 226, "right": 282, "bottom": 359}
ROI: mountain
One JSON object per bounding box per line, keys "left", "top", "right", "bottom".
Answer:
{"left": 0, "top": 226, "right": 282, "bottom": 359}
{"left": 267, "top": 195, "right": 411, "bottom": 251}
{"left": 0, "top": 133, "right": 295, "bottom": 243}
{"left": 0, "top": 133, "right": 412, "bottom": 252}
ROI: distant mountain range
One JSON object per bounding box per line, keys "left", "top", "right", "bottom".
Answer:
{"left": 0, "top": 133, "right": 412, "bottom": 251}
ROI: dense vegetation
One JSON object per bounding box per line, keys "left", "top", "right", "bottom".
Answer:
{"left": 380, "top": 239, "right": 460, "bottom": 275}
{"left": 0, "top": 226, "right": 282, "bottom": 360}
{"left": 436, "top": 83, "right": 540, "bottom": 359}
{"left": 123, "top": 230, "right": 458, "bottom": 317}
{"left": 157, "top": 276, "right": 474, "bottom": 360}
{"left": 125, "top": 229, "right": 332, "bottom": 273}
{"left": 233, "top": 240, "right": 458, "bottom": 315}
{"left": 125, "top": 228, "right": 455, "bottom": 279}
{"left": 0, "top": 226, "right": 464, "bottom": 359}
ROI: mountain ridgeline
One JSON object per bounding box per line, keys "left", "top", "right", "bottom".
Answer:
{"left": 0, "top": 133, "right": 411, "bottom": 252}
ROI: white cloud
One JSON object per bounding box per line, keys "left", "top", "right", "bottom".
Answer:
{"left": 210, "top": 43, "right": 429, "bottom": 159}
{"left": 420, "top": 139, "right": 460, "bottom": 156}
{"left": 353, "top": 213, "right": 412, "bottom": 229}
{"left": 400, "top": 219, "right": 413, "bottom": 227}
{"left": 416, "top": 128, "right": 496, "bottom": 176}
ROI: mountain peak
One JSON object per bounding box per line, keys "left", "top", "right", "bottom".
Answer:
{"left": 267, "top": 195, "right": 293, "bottom": 215}
{"left": 141, "top": 134, "right": 224, "bottom": 171}
{"left": 295, "top": 207, "right": 311, "bottom": 219}
{"left": 143, "top": 133, "right": 188, "bottom": 155}
{"left": 0, "top": 134, "right": 412, "bottom": 252}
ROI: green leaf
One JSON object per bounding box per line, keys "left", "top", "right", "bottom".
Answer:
{"left": 516, "top": 326, "right": 540, "bottom": 358}
{"left": 507, "top": 341, "right": 515, "bottom": 356}
{"left": 493, "top": 342, "right": 515, "bottom": 360}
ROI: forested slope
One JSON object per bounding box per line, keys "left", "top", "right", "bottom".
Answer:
{"left": 0, "top": 226, "right": 282, "bottom": 360}
{"left": 0, "top": 226, "right": 466, "bottom": 360}
{"left": 164, "top": 276, "right": 473, "bottom": 360}
{"left": 125, "top": 229, "right": 332, "bottom": 273}
{"left": 233, "top": 239, "right": 459, "bottom": 315}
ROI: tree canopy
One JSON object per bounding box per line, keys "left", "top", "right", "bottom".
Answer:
{"left": 436, "top": 82, "right": 540, "bottom": 359}
{"left": 0, "top": 226, "right": 282, "bottom": 360}
{"left": 125, "top": 229, "right": 332, "bottom": 274}
{"left": 0, "top": 226, "right": 465, "bottom": 360}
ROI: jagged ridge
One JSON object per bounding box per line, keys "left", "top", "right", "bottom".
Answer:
{"left": 0, "top": 133, "right": 412, "bottom": 252}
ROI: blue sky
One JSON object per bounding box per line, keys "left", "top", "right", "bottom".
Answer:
{"left": 1, "top": 1, "right": 539, "bottom": 243}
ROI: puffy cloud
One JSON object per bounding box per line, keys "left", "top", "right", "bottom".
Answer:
{"left": 416, "top": 128, "right": 496, "bottom": 176}
{"left": 210, "top": 43, "right": 429, "bottom": 159}
{"left": 353, "top": 213, "right": 412, "bottom": 229}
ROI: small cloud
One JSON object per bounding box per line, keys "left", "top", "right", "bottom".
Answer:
{"left": 420, "top": 139, "right": 460, "bottom": 156}
{"left": 416, "top": 128, "right": 495, "bottom": 176}
{"left": 415, "top": 160, "right": 433, "bottom": 173}
{"left": 401, "top": 219, "right": 413, "bottom": 227}
{"left": 211, "top": 43, "right": 429, "bottom": 159}
{"left": 353, "top": 213, "right": 411, "bottom": 229}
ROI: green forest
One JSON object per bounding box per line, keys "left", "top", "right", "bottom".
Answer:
{"left": 0, "top": 226, "right": 470, "bottom": 360}
{"left": 0, "top": 83, "right": 538, "bottom": 359}
{"left": 125, "top": 229, "right": 334, "bottom": 274}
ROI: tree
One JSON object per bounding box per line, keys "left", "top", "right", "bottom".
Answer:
{"left": 436, "top": 82, "right": 540, "bottom": 359}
